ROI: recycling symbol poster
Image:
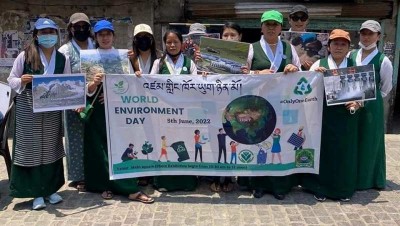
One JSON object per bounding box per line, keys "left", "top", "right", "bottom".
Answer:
{"left": 104, "top": 72, "right": 323, "bottom": 179}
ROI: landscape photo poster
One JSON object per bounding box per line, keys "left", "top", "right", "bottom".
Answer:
{"left": 80, "top": 49, "right": 131, "bottom": 82}
{"left": 281, "top": 31, "right": 329, "bottom": 69}
{"left": 323, "top": 64, "right": 376, "bottom": 106}
{"left": 182, "top": 33, "right": 220, "bottom": 62}
{"left": 199, "top": 37, "right": 250, "bottom": 74}
{"left": 32, "top": 74, "right": 86, "bottom": 113}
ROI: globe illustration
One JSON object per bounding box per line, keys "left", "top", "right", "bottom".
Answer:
{"left": 222, "top": 95, "right": 276, "bottom": 145}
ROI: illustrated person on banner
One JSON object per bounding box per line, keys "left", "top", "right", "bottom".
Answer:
{"left": 83, "top": 19, "right": 154, "bottom": 204}
{"left": 271, "top": 128, "right": 282, "bottom": 164}
{"left": 230, "top": 141, "right": 239, "bottom": 164}
{"left": 349, "top": 20, "right": 393, "bottom": 191}
{"left": 150, "top": 29, "right": 199, "bottom": 192}
{"left": 293, "top": 126, "right": 306, "bottom": 150}
{"left": 7, "top": 18, "right": 71, "bottom": 210}
{"left": 158, "top": 136, "right": 170, "bottom": 162}
{"left": 121, "top": 143, "right": 138, "bottom": 162}
{"left": 244, "top": 10, "right": 301, "bottom": 201}
{"left": 302, "top": 29, "right": 359, "bottom": 202}
{"left": 58, "top": 12, "right": 95, "bottom": 193}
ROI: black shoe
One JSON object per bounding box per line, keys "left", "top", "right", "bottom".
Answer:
{"left": 314, "top": 194, "right": 326, "bottom": 202}
{"left": 253, "top": 189, "right": 264, "bottom": 198}
{"left": 273, "top": 193, "right": 285, "bottom": 200}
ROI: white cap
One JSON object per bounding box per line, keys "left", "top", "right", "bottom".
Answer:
{"left": 133, "top": 24, "right": 153, "bottom": 37}
{"left": 360, "top": 20, "right": 381, "bottom": 32}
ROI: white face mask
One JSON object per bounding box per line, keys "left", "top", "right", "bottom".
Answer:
{"left": 359, "top": 41, "right": 377, "bottom": 51}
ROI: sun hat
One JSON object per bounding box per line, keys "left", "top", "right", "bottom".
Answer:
{"left": 134, "top": 24, "right": 153, "bottom": 37}
{"left": 94, "top": 20, "right": 114, "bottom": 33}
{"left": 359, "top": 20, "right": 381, "bottom": 33}
{"left": 35, "top": 18, "right": 58, "bottom": 30}
{"left": 261, "top": 10, "right": 283, "bottom": 24}
{"left": 188, "top": 23, "right": 206, "bottom": 35}
{"left": 329, "top": 29, "right": 351, "bottom": 42}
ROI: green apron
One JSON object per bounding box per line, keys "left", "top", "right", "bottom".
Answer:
{"left": 301, "top": 57, "right": 359, "bottom": 199}
{"left": 350, "top": 50, "right": 386, "bottom": 190}
{"left": 244, "top": 40, "right": 298, "bottom": 195}
{"left": 153, "top": 55, "right": 198, "bottom": 191}
{"left": 84, "top": 86, "right": 139, "bottom": 196}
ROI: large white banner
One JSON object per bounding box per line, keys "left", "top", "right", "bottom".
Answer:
{"left": 104, "top": 72, "right": 323, "bottom": 180}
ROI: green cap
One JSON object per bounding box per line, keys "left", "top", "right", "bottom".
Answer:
{"left": 261, "top": 10, "right": 283, "bottom": 24}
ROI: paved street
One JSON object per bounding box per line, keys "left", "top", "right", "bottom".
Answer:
{"left": 0, "top": 135, "right": 399, "bottom": 226}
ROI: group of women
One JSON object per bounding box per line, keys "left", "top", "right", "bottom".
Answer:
{"left": 6, "top": 7, "right": 392, "bottom": 210}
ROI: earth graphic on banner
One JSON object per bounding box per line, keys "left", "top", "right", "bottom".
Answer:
{"left": 222, "top": 95, "right": 276, "bottom": 144}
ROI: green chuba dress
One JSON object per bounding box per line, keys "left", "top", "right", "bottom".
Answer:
{"left": 243, "top": 40, "right": 299, "bottom": 195}
{"left": 84, "top": 85, "right": 139, "bottom": 196}
{"left": 152, "top": 56, "right": 198, "bottom": 191}
{"left": 350, "top": 50, "right": 386, "bottom": 190}
{"left": 301, "top": 57, "right": 359, "bottom": 199}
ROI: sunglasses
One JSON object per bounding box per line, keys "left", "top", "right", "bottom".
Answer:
{"left": 73, "top": 24, "right": 90, "bottom": 31}
{"left": 290, "top": 15, "right": 308, "bottom": 22}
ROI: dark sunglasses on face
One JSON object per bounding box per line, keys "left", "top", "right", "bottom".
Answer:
{"left": 290, "top": 15, "right": 308, "bottom": 22}
{"left": 73, "top": 24, "right": 90, "bottom": 31}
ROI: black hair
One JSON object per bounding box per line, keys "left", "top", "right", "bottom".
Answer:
{"left": 129, "top": 143, "right": 134, "bottom": 147}
{"left": 219, "top": 128, "right": 223, "bottom": 132}
{"left": 222, "top": 22, "right": 242, "bottom": 35}
{"left": 230, "top": 141, "right": 235, "bottom": 145}
{"left": 158, "top": 29, "right": 183, "bottom": 73}
{"left": 194, "top": 129, "right": 200, "bottom": 134}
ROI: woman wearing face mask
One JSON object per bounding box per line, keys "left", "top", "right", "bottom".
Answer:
{"left": 150, "top": 30, "right": 198, "bottom": 192}
{"left": 350, "top": 20, "right": 393, "bottom": 190}
{"left": 7, "top": 18, "right": 71, "bottom": 210}
{"left": 130, "top": 24, "right": 159, "bottom": 77}
{"left": 58, "top": 12, "right": 95, "bottom": 192}
{"left": 83, "top": 20, "right": 154, "bottom": 203}
{"left": 302, "top": 29, "right": 360, "bottom": 202}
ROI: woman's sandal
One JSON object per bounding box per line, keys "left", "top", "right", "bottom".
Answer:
{"left": 222, "top": 183, "right": 234, "bottom": 192}
{"left": 128, "top": 191, "right": 154, "bottom": 204}
{"left": 101, "top": 191, "right": 114, "bottom": 200}
{"left": 210, "top": 182, "right": 221, "bottom": 192}
{"left": 76, "top": 182, "right": 86, "bottom": 192}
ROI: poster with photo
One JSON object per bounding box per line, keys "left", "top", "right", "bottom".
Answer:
{"left": 182, "top": 33, "right": 220, "bottom": 61}
{"left": 32, "top": 74, "right": 86, "bottom": 113}
{"left": 323, "top": 64, "right": 376, "bottom": 106}
{"left": 199, "top": 37, "right": 250, "bottom": 74}
{"left": 281, "top": 31, "right": 329, "bottom": 69}
{"left": 80, "top": 49, "right": 130, "bottom": 82}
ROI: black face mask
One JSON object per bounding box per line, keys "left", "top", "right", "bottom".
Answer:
{"left": 74, "top": 29, "right": 90, "bottom": 42}
{"left": 136, "top": 37, "right": 152, "bottom": 51}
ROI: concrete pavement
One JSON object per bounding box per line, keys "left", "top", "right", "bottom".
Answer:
{"left": 0, "top": 135, "right": 399, "bottom": 226}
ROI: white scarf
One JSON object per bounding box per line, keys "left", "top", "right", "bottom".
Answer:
{"left": 72, "top": 37, "right": 95, "bottom": 51}
{"left": 260, "top": 36, "right": 283, "bottom": 72}
{"left": 355, "top": 48, "right": 378, "bottom": 65}
{"left": 165, "top": 53, "right": 187, "bottom": 75}
{"left": 327, "top": 55, "right": 348, "bottom": 69}
{"left": 39, "top": 48, "right": 56, "bottom": 74}
{"left": 139, "top": 55, "right": 151, "bottom": 74}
